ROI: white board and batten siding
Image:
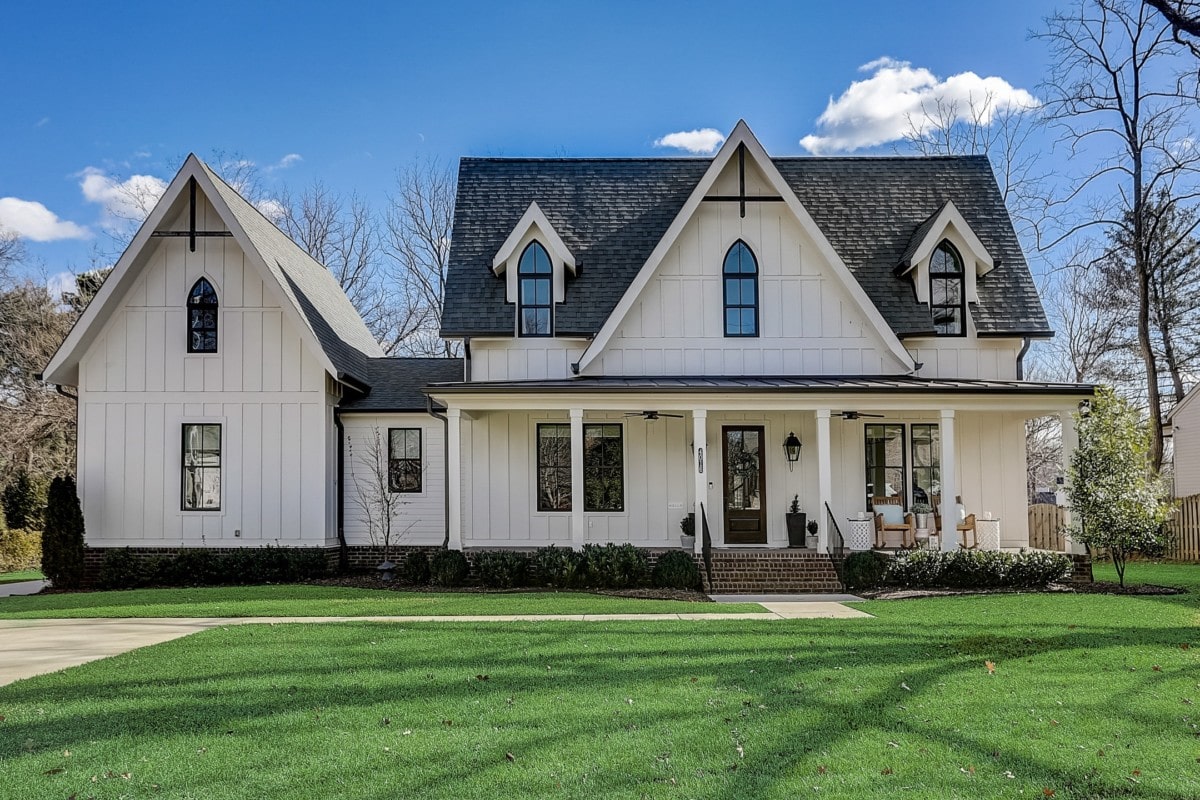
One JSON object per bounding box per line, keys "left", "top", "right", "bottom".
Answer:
{"left": 340, "top": 414, "right": 447, "bottom": 547}
{"left": 1171, "top": 388, "right": 1200, "bottom": 498}
{"left": 76, "top": 191, "right": 336, "bottom": 547}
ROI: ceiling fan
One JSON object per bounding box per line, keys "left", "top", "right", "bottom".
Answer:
{"left": 834, "top": 411, "right": 885, "bottom": 420}
{"left": 623, "top": 410, "right": 685, "bottom": 421}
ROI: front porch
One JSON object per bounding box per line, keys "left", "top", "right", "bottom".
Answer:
{"left": 430, "top": 376, "right": 1091, "bottom": 567}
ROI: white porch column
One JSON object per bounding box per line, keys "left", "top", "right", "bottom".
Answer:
{"left": 570, "top": 408, "right": 585, "bottom": 551}
{"left": 816, "top": 409, "right": 833, "bottom": 551}
{"left": 1059, "top": 410, "right": 1086, "bottom": 554}
{"left": 940, "top": 409, "right": 957, "bottom": 552}
{"left": 446, "top": 408, "right": 463, "bottom": 551}
{"left": 692, "top": 409, "right": 708, "bottom": 555}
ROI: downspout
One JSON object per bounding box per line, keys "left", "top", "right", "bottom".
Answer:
{"left": 333, "top": 409, "right": 349, "bottom": 572}
{"left": 427, "top": 395, "right": 451, "bottom": 549}
{"left": 1016, "top": 336, "right": 1032, "bottom": 380}
{"left": 462, "top": 337, "right": 472, "bottom": 382}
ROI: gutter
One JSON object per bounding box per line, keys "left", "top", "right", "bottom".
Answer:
{"left": 426, "top": 395, "right": 451, "bottom": 549}
{"left": 333, "top": 409, "right": 349, "bottom": 572}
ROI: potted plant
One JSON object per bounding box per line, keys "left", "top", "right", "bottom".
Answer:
{"left": 679, "top": 514, "right": 696, "bottom": 550}
{"left": 912, "top": 502, "right": 932, "bottom": 531}
{"left": 806, "top": 518, "right": 819, "bottom": 549}
{"left": 786, "top": 495, "right": 807, "bottom": 548}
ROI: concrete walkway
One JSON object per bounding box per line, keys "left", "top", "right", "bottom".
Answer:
{"left": 0, "top": 603, "right": 872, "bottom": 686}
{"left": 0, "top": 580, "right": 49, "bottom": 597}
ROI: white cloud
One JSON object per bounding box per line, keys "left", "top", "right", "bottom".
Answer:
{"left": 46, "top": 270, "right": 78, "bottom": 301}
{"left": 654, "top": 128, "right": 726, "bottom": 155}
{"left": 255, "top": 198, "right": 287, "bottom": 222}
{"left": 799, "top": 57, "right": 1039, "bottom": 154}
{"left": 0, "top": 197, "right": 89, "bottom": 241}
{"left": 277, "top": 153, "right": 302, "bottom": 169}
{"left": 79, "top": 167, "right": 168, "bottom": 229}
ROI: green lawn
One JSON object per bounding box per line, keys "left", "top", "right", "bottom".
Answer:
{"left": 0, "top": 583, "right": 766, "bottom": 618}
{"left": 1, "top": 563, "right": 1198, "bottom": 799}
{"left": 0, "top": 569, "right": 43, "bottom": 585}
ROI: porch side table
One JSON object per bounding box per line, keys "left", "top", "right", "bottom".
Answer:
{"left": 846, "top": 517, "right": 873, "bottom": 551}
{"left": 977, "top": 517, "right": 1001, "bottom": 551}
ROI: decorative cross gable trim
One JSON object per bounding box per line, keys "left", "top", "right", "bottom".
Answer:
{"left": 574, "top": 120, "right": 914, "bottom": 374}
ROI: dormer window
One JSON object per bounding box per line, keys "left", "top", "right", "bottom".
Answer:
{"left": 723, "top": 240, "right": 759, "bottom": 337}
{"left": 930, "top": 241, "right": 965, "bottom": 336}
{"left": 187, "top": 278, "right": 219, "bottom": 353}
{"left": 518, "top": 241, "right": 553, "bottom": 336}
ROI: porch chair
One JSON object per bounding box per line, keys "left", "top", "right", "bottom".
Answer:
{"left": 957, "top": 512, "right": 979, "bottom": 549}
{"left": 871, "top": 496, "right": 916, "bottom": 549}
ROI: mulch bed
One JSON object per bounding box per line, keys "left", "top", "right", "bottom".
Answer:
{"left": 305, "top": 574, "right": 714, "bottom": 602}
{"left": 860, "top": 582, "right": 1186, "bottom": 600}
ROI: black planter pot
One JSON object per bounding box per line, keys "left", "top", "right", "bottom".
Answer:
{"left": 786, "top": 513, "right": 807, "bottom": 547}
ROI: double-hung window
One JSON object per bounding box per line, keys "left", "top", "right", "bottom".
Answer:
{"left": 518, "top": 241, "right": 552, "bottom": 336}
{"left": 388, "top": 428, "right": 422, "bottom": 493}
{"left": 930, "top": 241, "right": 965, "bottom": 336}
{"left": 182, "top": 423, "right": 221, "bottom": 511}
{"left": 536, "top": 424, "right": 572, "bottom": 511}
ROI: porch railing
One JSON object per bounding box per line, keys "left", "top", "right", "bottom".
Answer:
{"left": 825, "top": 502, "right": 845, "bottom": 558}
{"left": 699, "top": 501, "right": 714, "bottom": 589}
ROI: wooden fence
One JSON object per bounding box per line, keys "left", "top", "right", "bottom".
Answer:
{"left": 1169, "top": 494, "right": 1200, "bottom": 562}
{"left": 1028, "top": 504, "right": 1067, "bottom": 551}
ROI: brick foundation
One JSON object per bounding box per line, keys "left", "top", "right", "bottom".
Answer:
{"left": 701, "top": 549, "right": 844, "bottom": 593}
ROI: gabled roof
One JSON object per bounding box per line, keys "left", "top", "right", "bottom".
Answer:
{"left": 341, "top": 358, "right": 465, "bottom": 412}
{"left": 894, "top": 199, "right": 993, "bottom": 275}
{"left": 491, "top": 201, "right": 576, "bottom": 275}
{"left": 44, "top": 155, "right": 383, "bottom": 386}
{"left": 442, "top": 147, "right": 1051, "bottom": 340}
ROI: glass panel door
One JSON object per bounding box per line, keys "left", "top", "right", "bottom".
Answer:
{"left": 723, "top": 426, "right": 766, "bottom": 544}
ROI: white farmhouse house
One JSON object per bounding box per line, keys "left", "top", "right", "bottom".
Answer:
{"left": 44, "top": 122, "right": 1091, "bottom": 591}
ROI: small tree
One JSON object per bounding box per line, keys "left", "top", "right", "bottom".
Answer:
{"left": 349, "top": 428, "right": 418, "bottom": 567}
{"left": 2, "top": 469, "right": 46, "bottom": 530}
{"left": 42, "top": 475, "right": 86, "bottom": 589}
{"left": 1068, "top": 387, "right": 1172, "bottom": 585}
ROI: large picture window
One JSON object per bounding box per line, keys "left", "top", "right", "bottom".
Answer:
{"left": 864, "top": 424, "right": 905, "bottom": 510}
{"left": 930, "top": 241, "right": 965, "bottom": 336}
{"left": 583, "top": 424, "right": 624, "bottom": 512}
{"left": 536, "top": 424, "right": 572, "bottom": 511}
{"left": 182, "top": 423, "right": 221, "bottom": 511}
{"left": 388, "top": 428, "right": 422, "bottom": 493}
{"left": 518, "top": 241, "right": 552, "bottom": 336}
{"left": 910, "top": 424, "right": 940, "bottom": 506}
{"left": 723, "top": 240, "right": 759, "bottom": 337}
{"left": 187, "top": 277, "right": 219, "bottom": 353}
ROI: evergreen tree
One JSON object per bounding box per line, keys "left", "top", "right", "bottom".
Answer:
{"left": 42, "top": 475, "right": 86, "bottom": 589}
{"left": 2, "top": 469, "right": 46, "bottom": 529}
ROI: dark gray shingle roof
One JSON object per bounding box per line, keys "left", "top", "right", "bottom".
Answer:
{"left": 442, "top": 155, "right": 1050, "bottom": 339}
{"left": 341, "top": 358, "right": 465, "bottom": 412}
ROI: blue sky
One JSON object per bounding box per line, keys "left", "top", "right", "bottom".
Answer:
{"left": 0, "top": 0, "right": 1059, "bottom": 279}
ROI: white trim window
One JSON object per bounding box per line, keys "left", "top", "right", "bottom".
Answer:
{"left": 182, "top": 423, "right": 222, "bottom": 511}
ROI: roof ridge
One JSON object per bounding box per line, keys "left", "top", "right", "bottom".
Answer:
{"left": 460, "top": 154, "right": 990, "bottom": 164}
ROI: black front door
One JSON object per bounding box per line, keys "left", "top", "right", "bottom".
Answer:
{"left": 723, "top": 426, "right": 767, "bottom": 544}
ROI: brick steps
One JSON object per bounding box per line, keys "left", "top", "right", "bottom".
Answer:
{"left": 702, "top": 549, "right": 843, "bottom": 593}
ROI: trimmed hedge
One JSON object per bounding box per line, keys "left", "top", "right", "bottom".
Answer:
{"left": 475, "top": 550, "right": 529, "bottom": 588}
{"left": 97, "top": 546, "right": 329, "bottom": 590}
{"left": 528, "top": 545, "right": 582, "bottom": 588}
{"left": 400, "top": 551, "right": 431, "bottom": 584}
{"left": 651, "top": 551, "right": 700, "bottom": 590}
{"left": 0, "top": 527, "right": 41, "bottom": 573}
{"left": 884, "top": 549, "right": 1072, "bottom": 590}
{"left": 841, "top": 551, "right": 889, "bottom": 591}
{"left": 430, "top": 549, "right": 470, "bottom": 587}
{"left": 579, "top": 543, "right": 649, "bottom": 589}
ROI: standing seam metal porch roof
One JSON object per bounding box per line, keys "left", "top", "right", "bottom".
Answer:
{"left": 442, "top": 155, "right": 1050, "bottom": 339}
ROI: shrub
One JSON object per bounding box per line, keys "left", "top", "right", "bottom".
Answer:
{"left": 2, "top": 469, "right": 46, "bottom": 530}
{"left": 98, "top": 548, "right": 149, "bottom": 590}
{"left": 42, "top": 475, "right": 86, "bottom": 589}
{"left": 400, "top": 551, "right": 431, "bottom": 584}
{"left": 651, "top": 550, "right": 700, "bottom": 590}
{"left": 840, "top": 551, "right": 889, "bottom": 591}
{"left": 580, "top": 543, "right": 649, "bottom": 589}
{"left": 474, "top": 550, "right": 529, "bottom": 588}
{"left": 430, "top": 549, "right": 470, "bottom": 587}
{"left": 885, "top": 549, "right": 1073, "bottom": 590}
{"left": 529, "top": 545, "right": 583, "bottom": 588}
{"left": 0, "top": 527, "right": 42, "bottom": 573}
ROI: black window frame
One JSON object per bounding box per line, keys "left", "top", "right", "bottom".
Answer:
{"left": 910, "top": 423, "right": 940, "bottom": 506}
{"left": 187, "top": 277, "right": 219, "bottom": 353}
{"left": 517, "top": 241, "right": 553, "bottom": 337}
{"left": 387, "top": 428, "right": 423, "bottom": 494}
{"left": 929, "top": 240, "right": 966, "bottom": 337}
{"left": 181, "top": 423, "right": 222, "bottom": 511}
{"left": 536, "top": 423, "right": 572, "bottom": 512}
{"left": 723, "top": 239, "right": 759, "bottom": 338}
{"left": 864, "top": 423, "right": 907, "bottom": 511}
{"left": 583, "top": 423, "right": 624, "bottom": 513}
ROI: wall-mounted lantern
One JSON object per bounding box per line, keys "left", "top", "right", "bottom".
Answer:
{"left": 783, "top": 432, "right": 802, "bottom": 471}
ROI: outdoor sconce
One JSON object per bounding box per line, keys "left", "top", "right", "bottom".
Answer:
{"left": 783, "top": 432, "right": 802, "bottom": 471}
